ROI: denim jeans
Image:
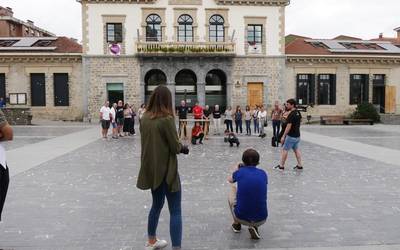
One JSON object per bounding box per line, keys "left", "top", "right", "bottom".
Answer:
{"left": 245, "top": 120, "right": 251, "bottom": 135}
{"left": 235, "top": 120, "right": 243, "bottom": 134}
{"left": 253, "top": 119, "right": 259, "bottom": 134}
{"left": 148, "top": 182, "right": 182, "bottom": 248}
{"left": 225, "top": 120, "right": 233, "bottom": 132}
{"left": 272, "top": 120, "right": 281, "bottom": 141}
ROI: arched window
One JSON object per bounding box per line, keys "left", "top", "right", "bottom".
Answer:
{"left": 177, "top": 14, "right": 193, "bottom": 42}
{"left": 209, "top": 15, "right": 224, "bottom": 42}
{"left": 146, "top": 14, "right": 162, "bottom": 42}
{"left": 144, "top": 69, "right": 167, "bottom": 102}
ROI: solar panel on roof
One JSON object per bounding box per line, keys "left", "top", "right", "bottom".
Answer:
{"left": 12, "top": 37, "right": 41, "bottom": 47}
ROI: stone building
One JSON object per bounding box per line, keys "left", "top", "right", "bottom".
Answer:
{"left": 0, "top": 36, "right": 83, "bottom": 120}
{"left": 78, "top": 0, "right": 289, "bottom": 119}
{"left": 285, "top": 31, "right": 400, "bottom": 117}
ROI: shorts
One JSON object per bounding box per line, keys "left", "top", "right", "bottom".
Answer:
{"left": 117, "top": 118, "right": 124, "bottom": 126}
{"left": 101, "top": 120, "right": 110, "bottom": 129}
{"left": 111, "top": 122, "right": 117, "bottom": 129}
{"left": 283, "top": 135, "right": 300, "bottom": 151}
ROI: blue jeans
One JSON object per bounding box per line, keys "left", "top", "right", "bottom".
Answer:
{"left": 225, "top": 120, "right": 233, "bottom": 132}
{"left": 148, "top": 182, "right": 182, "bottom": 248}
{"left": 253, "top": 119, "right": 259, "bottom": 134}
{"left": 235, "top": 120, "right": 243, "bottom": 134}
{"left": 272, "top": 120, "right": 281, "bottom": 141}
{"left": 245, "top": 120, "right": 251, "bottom": 135}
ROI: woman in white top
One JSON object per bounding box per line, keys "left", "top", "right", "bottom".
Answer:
{"left": 224, "top": 106, "right": 233, "bottom": 132}
{"left": 252, "top": 106, "right": 260, "bottom": 135}
{"left": 258, "top": 105, "right": 268, "bottom": 137}
{"left": 0, "top": 109, "right": 13, "bottom": 221}
{"left": 244, "top": 106, "right": 252, "bottom": 136}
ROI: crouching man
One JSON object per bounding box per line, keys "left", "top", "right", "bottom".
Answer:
{"left": 227, "top": 149, "right": 268, "bottom": 240}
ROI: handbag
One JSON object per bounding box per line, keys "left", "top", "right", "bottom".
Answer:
{"left": 264, "top": 121, "right": 268, "bottom": 127}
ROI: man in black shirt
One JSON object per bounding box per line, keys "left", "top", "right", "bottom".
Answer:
{"left": 212, "top": 104, "right": 222, "bottom": 135}
{"left": 116, "top": 100, "right": 125, "bottom": 137}
{"left": 203, "top": 105, "right": 211, "bottom": 139}
{"left": 274, "top": 99, "right": 303, "bottom": 171}
{"left": 177, "top": 100, "right": 189, "bottom": 139}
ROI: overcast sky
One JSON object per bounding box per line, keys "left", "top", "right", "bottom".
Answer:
{"left": 1, "top": 0, "right": 399, "bottom": 41}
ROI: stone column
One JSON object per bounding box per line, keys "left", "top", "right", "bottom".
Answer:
{"left": 140, "top": 81, "right": 146, "bottom": 105}
{"left": 167, "top": 82, "right": 176, "bottom": 109}
{"left": 197, "top": 82, "right": 206, "bottom": 106}
{"left": 369, "top": 73, "right": 374, "bottom": 103}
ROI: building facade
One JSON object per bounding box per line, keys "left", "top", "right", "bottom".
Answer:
{"left": 79, "top": 0, "right": 289, "bottom": 119}
{"left": 0, "top": 37, "right": 84, "bottom": 120}
{"left": 0, "top": 6, "right": 54, "bottom": 37}
{"left": 285, "top": 33, "right": 400, "bottom": 116}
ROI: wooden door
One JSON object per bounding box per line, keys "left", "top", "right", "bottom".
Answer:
{"left": 247, "top": 82, "right": 263, "bottom": 108}
{"left": 385, "top": 86, "right": 396, "bottom": 114}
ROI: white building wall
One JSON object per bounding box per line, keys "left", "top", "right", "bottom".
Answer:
{"left": 86, "top": 1, "right": 282, "bottom": 56}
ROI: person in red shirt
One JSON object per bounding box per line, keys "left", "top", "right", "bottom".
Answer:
{"left": 191, "top": 122, "right": 204, "bottom": 145}
{"left": 192, "top": 102, "right": 203, "bottom": 120}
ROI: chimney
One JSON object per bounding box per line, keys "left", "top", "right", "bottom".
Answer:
{"left": 0, "top": 6, "right": 14, "bottom": 17}
{"left": 395, "top": 27, "right": 400, "bottom": 40}
{"left": 27, "top": 20, "right": 34, "bottom": 26}
{"left": 379, "top": 33, "right": 383, "bottom": 39}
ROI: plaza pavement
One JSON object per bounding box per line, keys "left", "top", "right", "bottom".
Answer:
{"left": 0, "top": 123, "right": 400, "bottom": 249}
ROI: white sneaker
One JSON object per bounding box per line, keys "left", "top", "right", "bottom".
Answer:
{"left": 145, "top": 239, "right": 168, "bottom": 250}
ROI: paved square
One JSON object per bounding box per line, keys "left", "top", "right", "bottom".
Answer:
{"left": 1, "top": 123, "right": 400, "bottom": 250}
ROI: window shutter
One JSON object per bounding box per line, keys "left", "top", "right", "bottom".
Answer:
{"left": 363, "top": 74, "right": 369, "bottom": 103}
{"left": 0, "top": 74, "right": 5, "bottom": 100}
{"left": 330, "top": 74, "right": 336, "bottom": 105}
{"left": 309, "top": 74, "right": 315, "bottom": 105}
{"left": 116, "top": 24, "right": 123, "bottom": 43}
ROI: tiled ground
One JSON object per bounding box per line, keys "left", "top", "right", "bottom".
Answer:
{"left": 1, "top": 124, "right": 400, "bottom": 250}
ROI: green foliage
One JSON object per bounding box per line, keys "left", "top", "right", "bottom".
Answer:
{"left": 351, "top": 103, "right": 380, "bottom": 122}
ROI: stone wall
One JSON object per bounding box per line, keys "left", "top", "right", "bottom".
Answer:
{"left": 0, "top": 60, "right": 84, "bottom": 121}
{"left": 232, "top": 56, "right": 286, "bottom": 110}
{"left": 83, "top": 56, "right": 141, "bottom": 120}
{"left": 2, "top": 108, "right": 32, "bottom": 125}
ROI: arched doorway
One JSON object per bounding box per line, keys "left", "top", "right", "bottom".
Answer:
{"left": 175, "top": 69, "right": 197, "bottom": 108}
{"left": 205, "top": 69, "right": 227, "bottom": 111}
{"left": 144, "top": 69, "right": 167, "bottom": 103}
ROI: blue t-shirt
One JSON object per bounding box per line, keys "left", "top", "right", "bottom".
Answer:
{"left": 233, "top": 166, "right": 268, "bottom": 222}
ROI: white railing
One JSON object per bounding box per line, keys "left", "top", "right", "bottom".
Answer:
{"left": 136, "top": 40, "right": 236, "bottom": 55}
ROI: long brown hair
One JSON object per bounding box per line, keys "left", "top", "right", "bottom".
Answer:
{"left": 146, "top": 85, "right": 174, "bottom": 119}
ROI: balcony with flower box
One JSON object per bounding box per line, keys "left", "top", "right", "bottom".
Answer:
{"left": 135, "top": 39, "right": 236, "bottom": 57}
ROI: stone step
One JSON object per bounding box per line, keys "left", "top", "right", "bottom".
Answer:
{"left": 380, "top": 114, "right": 400, "bottom": 124}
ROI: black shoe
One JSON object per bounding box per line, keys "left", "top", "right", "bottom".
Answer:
{"left": 237, "top": 142, "right": 240, "bottom": 147}
{"left": 231, "top": 223, "right": 241, "bottom": 233}
{"left": 293, "top": 165, "right": 303, "bottom": 170}
{"left": 248, "top": 226, "right": 261, "bottom": 240}
{"left": 199, "top": 141, "right": 203, "bottom": 145}
{"left": 274, "top": 165, "right": 284, "bottom": 170}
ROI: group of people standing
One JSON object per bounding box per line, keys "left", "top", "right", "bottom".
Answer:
{"left": 176, "top": 100, "right": 294, "bottom": 148}
{"left": 99, "top": 101, "right": 147, "bottom": 139}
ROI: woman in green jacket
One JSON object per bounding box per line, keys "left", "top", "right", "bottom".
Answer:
{"left": 137, "top": 85, "right": 189, "bottom": 250}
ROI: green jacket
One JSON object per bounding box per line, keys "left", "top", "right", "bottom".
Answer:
{"left": 137, "top": 113, "right": 182, "bottom": 192}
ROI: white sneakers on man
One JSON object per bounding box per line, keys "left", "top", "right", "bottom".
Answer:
{"left": 145, "top": 239, "right": 168, "bottom": 250}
